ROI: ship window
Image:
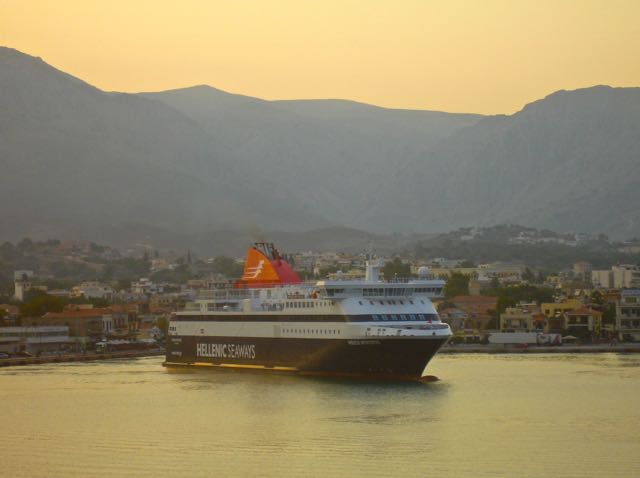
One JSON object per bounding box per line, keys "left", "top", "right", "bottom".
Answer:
{"left": 420, "top": 300, "right": 425, "bottom": 304}
{"left": 399, "top": 300, "right": 404, "bottom": 305}
{"left": 400, "top": 315, "right": 407, "bottom": 320}
{"left": 409, "top": 300, "right": 414, "bottom": 305}
{"left": 369, "top": 301, "right": 374, "bottom": 305}
{"left": 358, "top": 301, "right": 363, "bottom": 305}
{"left": 372, "top": 314, "right": 379, "bottom": 321}
{"left": 410, "top": 314, "right": 417, "bottom": 320}
{"left": 391, "top": 315, "right": 398, "bottom": 321}
{"left": 379, "top": 301, "right": 384, "bottom": 305}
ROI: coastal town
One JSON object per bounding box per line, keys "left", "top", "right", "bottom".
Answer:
{"left": 1, "top": 232, "right": 639, "bottom": 363}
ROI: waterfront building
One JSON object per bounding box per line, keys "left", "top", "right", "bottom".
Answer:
{"left": 0, "top": 304, "right": 20, "bottom": 326}
{"left": 563, "top": 308, "right": 602, "bottom": 339}
{"left": 500, "top": 304, "right": 544, "bottom": 332}
{"left": 0, "top": 326, "right": 71, "bottom": 354}
{"left": 23, "top": 304, "right": 137, "bottom": 343}
{"left": 452, "top": 295, "right": 498, "bottom": 335}
{"left": 25, "top": 305, "right": 113, "bottom": 342}
{"left": 616, "top": 289, "right": 640, "bottom": 342}
{"left": 540, "top": 299, "right": 583, "bottom": 318}
{"left": 438, "top": 307, "right": 468, "bottom": 332}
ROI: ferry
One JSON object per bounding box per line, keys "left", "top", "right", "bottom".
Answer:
{"left": 164, "top": 243, "right": 451, "bottom": 380}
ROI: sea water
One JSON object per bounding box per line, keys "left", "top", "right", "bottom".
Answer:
{"left": 1, "top": 354, "right": 638, "bottom": 477}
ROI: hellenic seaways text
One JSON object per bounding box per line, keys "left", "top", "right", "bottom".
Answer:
{"left": 196, "top": 343, "right": 256, "bottom": 359}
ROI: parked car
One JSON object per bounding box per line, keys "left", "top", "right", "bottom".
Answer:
{"left": 0, "top": 352, "right": 10, "bottom": 359}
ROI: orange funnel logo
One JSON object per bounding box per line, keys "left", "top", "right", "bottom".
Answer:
{"left": 235, "top": 243, "right": 301, "bottom": 288}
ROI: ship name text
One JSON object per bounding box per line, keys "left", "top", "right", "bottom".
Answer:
{"left": 196, "top": 343, "right": 256, "bottom": 359}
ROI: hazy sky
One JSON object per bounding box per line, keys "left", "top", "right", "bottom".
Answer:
{"left": 2, "top": 0, "right": 639, "bottom": 114}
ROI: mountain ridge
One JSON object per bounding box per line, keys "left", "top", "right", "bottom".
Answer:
{"left": 1, "top": 46, "right": 639, "bottom": 247}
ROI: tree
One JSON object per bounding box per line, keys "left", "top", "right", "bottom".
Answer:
{"left": 211, "top": 256, "right": 243, "bottom": 278}
{"left": 156, "top": 316, "right": 169, "bottom": 334}
{"left": 444, "top": 272, "right": 470, "bottom": 298}
{"left": 20, "top": 294, "right": 66, "bottom": 317}
{"left": 382, "top": 258, "right": 411, "bottom": 279}
{"left": 496, "top": 295, "right": 517, "bottom": 314}
{"left": 522, "top": 267, "right": 536, "bottom": 283}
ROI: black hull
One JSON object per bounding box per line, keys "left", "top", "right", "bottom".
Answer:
{"left": 164, "top": 335, "right": 448, "bottom": 380}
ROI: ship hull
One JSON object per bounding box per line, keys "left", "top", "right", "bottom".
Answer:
{"left": 164, "top": 335, "right": 448, "bottom": 380}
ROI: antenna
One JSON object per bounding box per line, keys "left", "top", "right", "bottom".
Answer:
{"left": 367, "top": 240, "right": 375, "bottom": 261}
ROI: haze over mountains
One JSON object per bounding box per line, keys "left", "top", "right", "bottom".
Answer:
{"left": 1, "top": 47, "right": 639, "bottom": 252}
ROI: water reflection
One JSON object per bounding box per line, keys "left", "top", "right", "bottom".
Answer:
{"left": 0, "top": 354, "right": 638, "bottom": 478}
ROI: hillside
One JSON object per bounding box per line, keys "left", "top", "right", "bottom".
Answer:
{"left": 378, "top": 86, "right": 640, "bottom": 237}
{"left": 2, "top": 46, "right": 640, "bottom": 248}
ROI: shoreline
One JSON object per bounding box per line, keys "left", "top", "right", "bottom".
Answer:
{"left": 439, "top": 344, "right": 640, "bottom": 354}
{"left": 0, "top": 349, "right": 165, "bottom": 368}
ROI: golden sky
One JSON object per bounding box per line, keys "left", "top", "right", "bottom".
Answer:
{"left": 2, "top": 0, "right": 639, "bottom": 114}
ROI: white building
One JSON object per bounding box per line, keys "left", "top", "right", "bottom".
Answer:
{"left": 591, "top": 270, "right": 613, "bottom": 288}
{"left": 71, "top": 281, "right": 114, "bottom": 300}
{"left": 13, "top": 270, "right": 34, "bottom": 281}
{"left": 0, "top": 326, "right": 71, "bottom": 354}
{"left": 592, "top": 265, "right": 640, "bottom": 289}
{"left": 477, "top": 262, "right": 526, "bottom": 284}
{"left": 131, "top": 278, "right": 164, "bottom": 295}
{"left": 616, "top": 289, "right": 640, "bottom": 341}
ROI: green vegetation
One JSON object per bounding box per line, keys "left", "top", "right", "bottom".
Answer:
{"left": 482, "top": 284, "right": 555, "bottom": 314}
{"left": 411, "top": 225, "right": 640, "bottom": 270}
{"left": 150, "top": 264, "right": 193, "bottom": 284}
{"left": 209, "top": 256, "right": 243, "bottom": 278}
{"left": 156, "top": 316, "right": 169, "bottom": 334}
{"left": 20, "top": 293, "right": 66, "bottom": 317}
{"left": 382, "top": 257, "right": 412, "bottom": 279}
{"left": 19, "top": 292, "right": 111, "bottom": 317}
{"left": 444, "top": 272, "right": 470, "bottom": 298}
{"left": 589, "top": 290, "right": 616, "bottom": 325}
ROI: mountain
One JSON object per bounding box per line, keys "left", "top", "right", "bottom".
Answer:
{"left": 377, "top": 85, "right": 640, "bottom": 237}
{"left": 1, "top": 46, "right": 639, "bottom": 252}
{"left": 139, "top": 86, "right": 482, "bottom": 226}
{"left": 0, "top": 47, "right": 332, "bottom": 242}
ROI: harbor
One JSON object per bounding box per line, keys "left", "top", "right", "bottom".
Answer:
{"left": 1, "top": 354, "right": 638, "bottom": 478}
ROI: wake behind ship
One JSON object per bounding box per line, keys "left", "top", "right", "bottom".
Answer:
{"left": 164, "top": 243, "right": 452, "bottom": 380}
